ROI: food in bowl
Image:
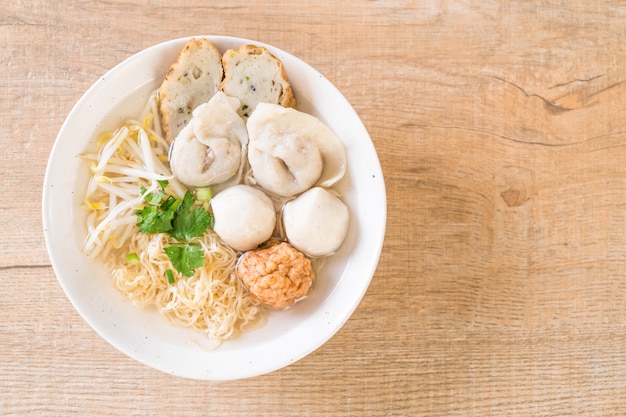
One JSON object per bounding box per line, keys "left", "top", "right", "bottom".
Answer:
{"left": 79, "top": 38, "right": 350, "bottom": 345}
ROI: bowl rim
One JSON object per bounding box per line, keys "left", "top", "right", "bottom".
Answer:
{"left": 42, "top": 35, "right": 387, "bottom": 380}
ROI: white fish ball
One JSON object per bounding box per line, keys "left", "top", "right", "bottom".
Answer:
{"left": 211, "top": 185, "right": 276, "bottom": 251}
{"left": 283, "top": 187, "right": 349, "bottom": 257}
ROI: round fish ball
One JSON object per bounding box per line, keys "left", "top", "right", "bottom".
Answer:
{"left": 283, "top": 187, "right": 349, "bottom": 257}
{"left": 211, "top": 185, "right": 276, "bottom": 251}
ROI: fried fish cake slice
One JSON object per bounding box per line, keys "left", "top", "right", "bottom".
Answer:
{"left": 159, "top": 38, "right": 223, "bottom": 143}
{"left": 220, "top": 44, "right": 296, "bottom": 118}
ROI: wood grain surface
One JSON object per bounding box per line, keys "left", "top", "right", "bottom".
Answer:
{"left": 3, "top": 1, "right": 626, "bottom": 415}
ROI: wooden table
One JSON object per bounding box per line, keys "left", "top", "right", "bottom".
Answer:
{"left": 3, "top": 1, "right": 626, "bottom": 415}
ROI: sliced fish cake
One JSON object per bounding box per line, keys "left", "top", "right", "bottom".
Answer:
{"left": 159, "top": 38, "right": 223, "bottom": 143}
{"left": 220, "top": 45, "right": 296, "bottom": 118}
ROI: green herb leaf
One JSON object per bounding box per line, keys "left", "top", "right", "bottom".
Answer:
{"left": 135, "top": 184, "right": 181, "bottom": 234}
{"left": 135, "top": 204, "right": 175, "bottom": 234}
{"left": 170, "top": 191, "right": 212, "bottom": 241}
{"left": 140, "top": 185, "right": 165, "bottom": 206}
{"left": 163, "top": 243, "right": 204, "bottom": 277}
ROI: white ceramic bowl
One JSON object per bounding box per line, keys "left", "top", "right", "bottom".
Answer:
{"left": 42, "top": 36, "right": 386, "bottom": 380}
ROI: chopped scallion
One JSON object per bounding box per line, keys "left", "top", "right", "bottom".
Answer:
{"left": 125, "top": 252, "right": 140, "bottom": 265}
{"left": 195, "top": 187, "right": 213, "bottom": 202}
{"left": 166, "top": 269, "right": 175, "bottom": 284}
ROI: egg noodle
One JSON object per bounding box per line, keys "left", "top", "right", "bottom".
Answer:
{"left": 81, "top": 92, "right": 264, "bottom": 343}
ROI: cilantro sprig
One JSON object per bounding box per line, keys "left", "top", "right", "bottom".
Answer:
{"left": 163, "top": 243, "right": 205, "bottom": 277}
{"left": 134, "top": 181, "right": 214, "bottom": 282}
{"left": 170, "top": 191, "right": 213, "bottom": 241}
